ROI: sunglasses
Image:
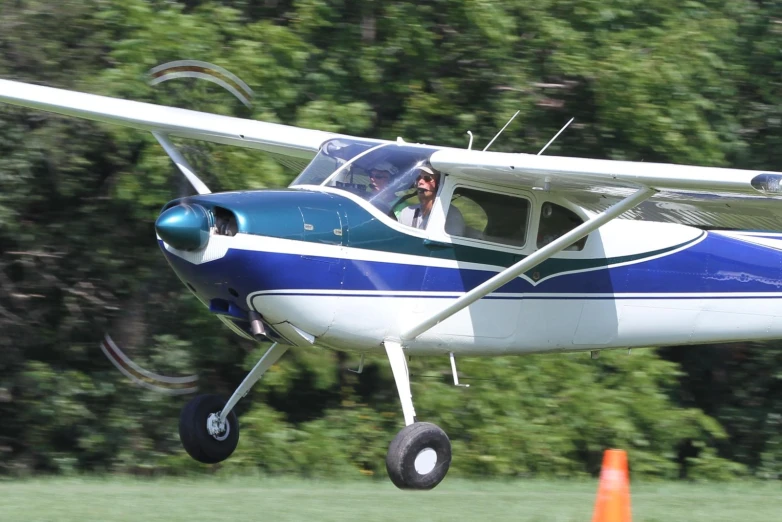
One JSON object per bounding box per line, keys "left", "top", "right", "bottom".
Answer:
{"left": 416, "top": 174, "right": 436, "bottom": 183}
{"left": 369, "top": 171, "right": 390, "bottom": 180}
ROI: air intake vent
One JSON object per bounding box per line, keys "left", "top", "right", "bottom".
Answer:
{"left": 214, "top": 206, "right": 238, "bottom": 236}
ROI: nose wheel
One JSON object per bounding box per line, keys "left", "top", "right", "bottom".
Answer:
{"left": 386, "top": 422, "right": 451, "bottom": 490}
{"left": 179, "top": 394, "right": 239, "bottom": 464}
{"left": 178, "top": 342, "right": 288, "bottom": 465}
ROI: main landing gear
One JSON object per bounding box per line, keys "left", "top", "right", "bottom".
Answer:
{"left": 178, "top": 340, "right": 451, "bottom": 490}
{"left": 384, "top": 340, "right": 452, "bottom": 489}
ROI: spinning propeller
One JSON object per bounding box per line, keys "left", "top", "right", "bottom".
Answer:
{"left": 100, "top": 61, "right": 254, "bottom": 394}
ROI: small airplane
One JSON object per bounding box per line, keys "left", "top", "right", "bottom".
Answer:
{"left": 3, "top": 78, "right": 782, "bottom": 490}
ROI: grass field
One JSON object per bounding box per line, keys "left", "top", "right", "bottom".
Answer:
{"left": 1, "top": 477, "right": 780, "bottom": 522}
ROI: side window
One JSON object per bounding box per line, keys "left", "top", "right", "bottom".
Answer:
{"left": 537, "top": 202, "right": 586, "bottom": 251}
{"left": 446, "top": 187, "right": 530, "bottom": 247}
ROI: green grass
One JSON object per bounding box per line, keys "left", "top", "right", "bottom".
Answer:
{"left": 0, "top": 477, "right": 780, "bottom": 522}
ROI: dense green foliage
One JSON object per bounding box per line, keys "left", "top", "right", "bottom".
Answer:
{"left": 1, "top": 0, "right": 781, "bottom": 480}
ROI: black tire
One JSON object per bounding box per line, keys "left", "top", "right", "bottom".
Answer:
{"left": 386, "top": 422, "right": 451, "bottom": 490}
{"left": 179, "top": 394, "right": 239, "bottom": 464}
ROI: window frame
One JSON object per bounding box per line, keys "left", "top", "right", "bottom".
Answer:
{"left": 428, "top": 178, "right": 536, "bottom": 253}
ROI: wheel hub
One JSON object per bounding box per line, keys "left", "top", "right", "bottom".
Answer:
{"left": 414, "top": 447, "right": 437, "bottom": 475}
{"left": 206, "top": 412, "right": 230, "bottom": 441}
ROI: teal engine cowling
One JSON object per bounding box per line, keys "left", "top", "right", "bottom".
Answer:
{"left": 155, "top": 203, "right": 211, "bottom": 250}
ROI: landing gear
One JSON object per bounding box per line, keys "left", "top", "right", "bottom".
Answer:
{"left": 179, "top": 394, "right": 239, "bottom": 463}
{"left": 384, "top": 340, "right": 451, "bottom": 490}
{"left": 386, "top": 422, "right": 451, "bottom": 490}
{"left": 178, "top": 342, "right": 288, "bottom": 464}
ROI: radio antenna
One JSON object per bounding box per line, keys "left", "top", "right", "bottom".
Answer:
{"left": 537, "top": 117, "right": 574, "bottom": 155}
{"left": 483, "top": 110, "right": 520, "bottom": 151}
{"left": 466, "top": 130, "right": 474, "bottom": 150}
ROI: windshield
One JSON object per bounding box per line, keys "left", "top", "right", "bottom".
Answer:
{"left": 290, "top": 138, "right": 379, "bottom": 187}
{"left": 291, "top": 138, "right": 437, "bottom": 218}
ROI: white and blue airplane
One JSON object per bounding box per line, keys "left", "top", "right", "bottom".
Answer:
{"left": 3, "top": 78, "right": 782, "bottom": 490}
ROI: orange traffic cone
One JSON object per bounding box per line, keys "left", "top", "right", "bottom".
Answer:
{"left": 592, "top": 449, "right": 632, "bottom": 522}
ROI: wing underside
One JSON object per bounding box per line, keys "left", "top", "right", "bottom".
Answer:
{"left": 566, "top": 189, "right": 782, "bottom": 230}
{"left": 431, "top": 148, "right": 782, "bottom": 230}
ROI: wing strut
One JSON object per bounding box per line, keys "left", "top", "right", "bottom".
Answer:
{"left": 152, "top": 131, "right": 211, "bottom": 195}
{"left": 399, "top": 187, "right": 656, "bottom": 342}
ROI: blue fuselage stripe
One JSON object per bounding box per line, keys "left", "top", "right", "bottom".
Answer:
{"left": 161, "top": 232, "right": 782, "bottom": 308}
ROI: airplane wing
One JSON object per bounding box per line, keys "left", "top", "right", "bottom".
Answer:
{"left": 4, "top": 78, "right": 780, "bottom": 229}
{"left": 0, "top": 78, "right": 340, "bottom": 173}
{"left": 431, "top": 148, "right": 782, "bottom": 230}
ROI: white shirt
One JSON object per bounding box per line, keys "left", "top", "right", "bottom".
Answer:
{"left": 398, "top": 204, "right": 428, "bottom": 229}
{"left": 399, "top": 204, "right": 465, "bottom": 235}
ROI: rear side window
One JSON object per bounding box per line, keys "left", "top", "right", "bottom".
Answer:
{"left": 446, "top": 187, "right": 530, "bottom": 247}
{"left": 537, "top": 202, "right": 586, "bottom": 251}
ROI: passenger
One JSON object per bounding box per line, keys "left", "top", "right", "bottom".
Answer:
{"left": 399, "top": 165, "right": 465, "bottom": 234}
{"left": 368, "top": 161, "right": 397, "bottom": 194}
{"left": 367, "top": 161, "right": 409, "bottom": 217}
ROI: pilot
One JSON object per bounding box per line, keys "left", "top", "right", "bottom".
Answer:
{"left": 399, "top": 165, "right": 465, "bottom": 235}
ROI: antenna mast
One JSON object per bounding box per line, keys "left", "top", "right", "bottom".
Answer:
{"left": 483, "top": 110, "right": 520, "bottom": 151}
{"left": 537, "top": 117, "right": 574, "bottom": 155}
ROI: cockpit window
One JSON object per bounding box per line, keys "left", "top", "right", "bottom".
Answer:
{"left": 292, "top": 138, "right": 437, "bottom": 219}
{"left": 537, "top": 202, "right": 586, "bottom": 251}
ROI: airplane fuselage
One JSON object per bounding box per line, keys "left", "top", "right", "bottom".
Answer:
{"left": 157, "top": 187, "right": 782, "bottom": 356}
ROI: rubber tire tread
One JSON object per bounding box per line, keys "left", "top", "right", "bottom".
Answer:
{"left": 179, "top": 394, "right": 239, "bottom": 464}
{"left": 386, "top": 422, "right": 451, "bottom": 490}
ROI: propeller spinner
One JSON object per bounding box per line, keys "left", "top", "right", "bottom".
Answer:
{"left": 155, "top": 203, "right": 211, "bottom": 250}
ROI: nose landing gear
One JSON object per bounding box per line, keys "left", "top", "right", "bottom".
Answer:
{"left": 178, "top": 341, "right": 289, "bottom": 464}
